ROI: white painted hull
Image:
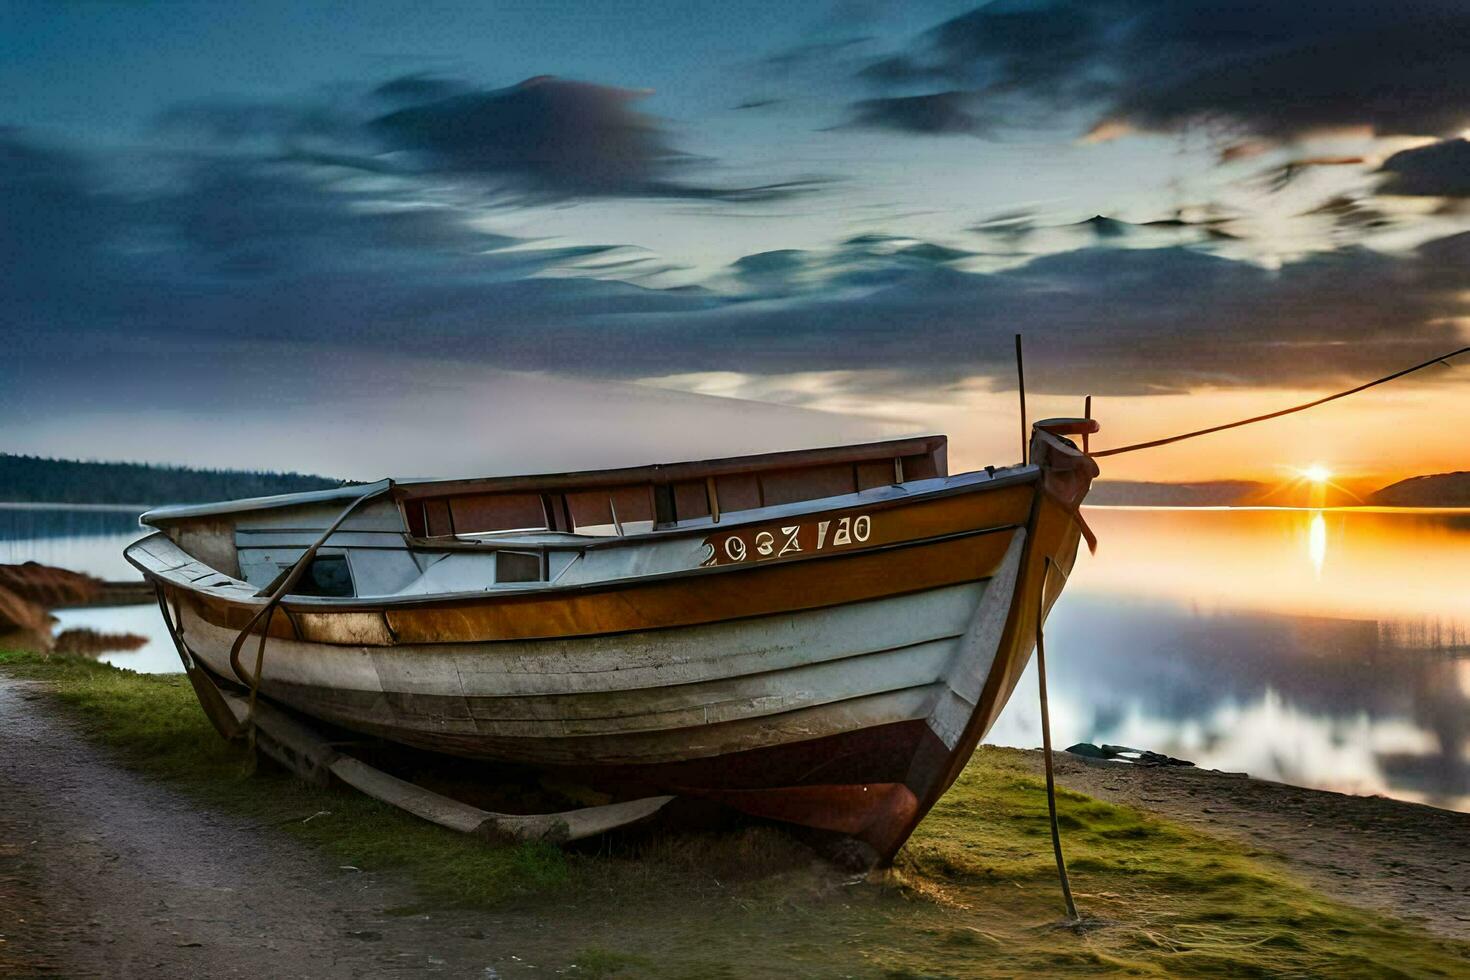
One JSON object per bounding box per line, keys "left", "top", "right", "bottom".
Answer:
{"left": 175, "top": 532, "right": 1022, "bottom": 767}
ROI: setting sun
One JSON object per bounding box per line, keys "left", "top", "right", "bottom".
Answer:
{"left": 1302, "top": 463, "right": 1332, "bottom": 484}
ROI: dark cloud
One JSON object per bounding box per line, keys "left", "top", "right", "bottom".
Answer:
{"left": 370, "top": 73, "right": 471, "bottom": 106}
{"left": 1379, "top": 139, "right": 1470, "bottom": 198}
{"left": 844, "top": 91, "right": 992, "bottom": 136}
{"left": 731, "top": 248, "right": 810, "bottom": 284}
{"left": 860, "top": 1, "right": 1470, "bottom": 144}
{"left": 1072, "top": 215, "right": 1128, "bottom": 240}
{"left": 971, "top": 208, "right": 1038, "bottom": 242}
{"left": 368, "top": 75, "right": 825, "bottom": 201}
{"left": 0, "top": 129, "right": 693, "bottom": 375}
{"left": 369, "top": 76, "right": 677, "bottom": 196}
{"left": 4, "top": 129, "right": 1466, "bottom": 414}
{"left": 855, "top": 55, "right": 935, "bottom": 87}
{"left": 1064, "top": 212, "right": 1240, "bottom": 243}
{"left": 673, "top": 239, "right": 1468, "bottom": 395}
{"left": 871, "top": 1, "right": 1103, "bottom": 99}
{"left": 1300, "top": 195, "right": 1393, "bottom": 234}
{"left": 895, "top": 242, "right": 971, "bottom": 263}
{"left": 1256, "top": 155, "right": 1368, "bottom": 193}
{"left": 160, "top": 75, "right": 825, "bottom": 203}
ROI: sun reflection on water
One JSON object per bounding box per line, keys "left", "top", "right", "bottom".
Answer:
{"left": 1308, "top": 511, "right": 1327, "bottom": 577}
{"left": 1071, "top": 506, "right": 1470, "bottom": 634}
{"left": 1010, "top": 506, "right": 1470, "bottom": 812}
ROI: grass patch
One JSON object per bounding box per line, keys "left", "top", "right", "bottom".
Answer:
{"left": 0, "top": 649, "right": 570, "bottom": 906}
{"left": 573, "top": 947, "right": 658, "bottom": 978}
{"left": 4, "top": 650, "right": 1468, "bottom": 978}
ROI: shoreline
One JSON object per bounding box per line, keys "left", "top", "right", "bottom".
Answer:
{"left": 1024, "top": 751, "right": 1470, "bottom": 941}
{"left": 1, "top": 652, "right": 1466, "bottom": 977}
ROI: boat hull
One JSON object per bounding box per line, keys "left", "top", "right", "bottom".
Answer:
{"left": 131, "top": 429, "right": 1095, "bottom": 861}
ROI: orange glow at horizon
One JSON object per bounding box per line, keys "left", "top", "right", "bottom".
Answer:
{"left": 642, "top": 370, "right": 1470, "bottom": 487}
{"left": 1072, "top": 508, "right": 1470, "bottom": 634}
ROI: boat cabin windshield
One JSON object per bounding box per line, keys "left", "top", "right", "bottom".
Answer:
{"left": 395, "top": 436, "right": 947, "bottom": 539}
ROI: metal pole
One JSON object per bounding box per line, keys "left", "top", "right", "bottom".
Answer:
{"left": 1083, "top": 395, "right": 1092, "bottom": 454}
{"left": 1015, "top": 334, "right": 1027, "bottom": 465}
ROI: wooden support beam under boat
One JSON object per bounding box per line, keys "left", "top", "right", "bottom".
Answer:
{"left": 213, "top": 685, "right": 674, "bottom": 843}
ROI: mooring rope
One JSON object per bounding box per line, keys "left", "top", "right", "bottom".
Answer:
{"left": 153, "top": 582, "right": 194, "bottom": 673}
{"left": 1036, "top": 556, "right": 1079, "bottom": 922}
{"left": 1088, "top": 345, "right": 1468, "bottom": 458}
{"left": 228, "top": 480, "right": 394, "bottom": 749}
{"left": 1028, "top": 343, "right": 1467, "bottom": 923}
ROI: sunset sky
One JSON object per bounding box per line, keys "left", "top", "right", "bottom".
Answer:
{"left": 3, "top": 1, "right": 1468, "bottom": 485}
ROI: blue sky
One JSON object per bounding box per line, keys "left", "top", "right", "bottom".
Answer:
{"left": 3, "top": 1, "right": 1468, "bottom": 481}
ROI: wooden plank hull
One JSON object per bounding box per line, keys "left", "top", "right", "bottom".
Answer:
{"left": 172, "top": 578, "right": 995, "bottom": 765}
{"left": 131, "top": 427, "right": 1096, "bottom": 861}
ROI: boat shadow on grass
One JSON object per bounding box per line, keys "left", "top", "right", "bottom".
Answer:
{"left": 2, "top": 649, "right": 1467, "bottom": 979}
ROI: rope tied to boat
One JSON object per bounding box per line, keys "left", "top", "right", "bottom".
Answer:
{"left": 227, "top": 480, "right": 394, "bottom": 752}
{"left": 1036, "top": 556, "right": 1079, "bottom": 923}
{"left": 1085, "top": 345, "right": 1468, "bottom": 459}
{"left": 1024, "top": 343, "right": 1467, "bottom": 925}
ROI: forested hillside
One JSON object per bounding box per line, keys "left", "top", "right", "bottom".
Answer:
{"left": 0, "top": 454, "right": 346, "bottom": 505}
{"left": 1088, "top": 480, "right": 1266, "bottom": 506}
{"left": 1368, "top": 472, "right": 1470, "bottom": 507}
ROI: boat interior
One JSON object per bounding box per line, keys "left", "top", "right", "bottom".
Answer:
{"left": 132, "top": 435, "right": 1033, "bottom": 602}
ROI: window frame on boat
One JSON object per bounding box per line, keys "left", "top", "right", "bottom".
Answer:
{"left": 395, "top": 436, "right": 949, "bottom": 544}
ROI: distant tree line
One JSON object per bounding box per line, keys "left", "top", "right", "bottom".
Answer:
{"left": 0, "top": 454, "right": 349, "bottom": 505}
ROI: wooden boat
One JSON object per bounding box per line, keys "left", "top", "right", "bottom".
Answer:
{"left": 126, "top": 420, "right": 1098, "bottom": 863}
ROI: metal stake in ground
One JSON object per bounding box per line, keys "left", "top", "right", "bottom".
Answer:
{"left": 1038, "top": 556, "right": 1079, "bottom": 921}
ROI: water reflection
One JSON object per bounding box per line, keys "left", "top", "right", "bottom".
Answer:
{"left": 990, "top": 507, "right": 1470, "bottom": 811}
{"left": 1062, "top": 507, "right": 1470, "bottom": 638}
{"left": 3, "top": 504, "right": 1467, "bottom": 810}
{"left": 0, "top": 505, "right": 179, "bottom": 669}
{"left": 1308, "top": 511, "right": 1326, "bottom": 578}
{"left": 0, "top": 505, "right": 148, "bottom": 581}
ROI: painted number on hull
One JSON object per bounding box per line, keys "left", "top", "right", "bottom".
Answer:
{"left": 704, "top": 514, "right": 871, "bottom": 566}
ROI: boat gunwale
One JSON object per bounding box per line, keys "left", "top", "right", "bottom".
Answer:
{"left": 129, "top": 470, "right": 1046, "bottom": 608}
{"left": 128, "top": 514, "right": 1029, "bottom": 615}
{"left": 401, "top": 464, "right": 1037, "bottom": 553}
{"left": 168, "top": 464, "right": 1034, "bottom": 553}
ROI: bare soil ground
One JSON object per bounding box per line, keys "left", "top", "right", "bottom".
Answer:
{"left": 0, "top": 677, "right": 504, "bottom": 978}
{"left": 3, "top": 670, "right": 1467, "bottom": 977}
{"left": 1032, "top": 753, "right": 1470, "bottom": 941}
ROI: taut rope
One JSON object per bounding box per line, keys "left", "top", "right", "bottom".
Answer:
{"left": 1088, "top": 346, "right": 1468, "bottom": 458}
{"left": 1030, "top": 343, "right": 1467, "bottom": 924}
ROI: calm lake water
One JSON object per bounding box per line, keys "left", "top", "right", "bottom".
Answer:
{"left": 4, "top": 503, "right": 1467, "bottom": 811}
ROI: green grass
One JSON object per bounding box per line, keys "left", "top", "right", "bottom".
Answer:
{"left": 573, "top": 947, "right": 659, "bottom": 978}
{"left": 0, "top": 649, "right": 570, "bottom": 906}
{"left": 4, "top": 649, "right": 1468, "bottom": 978}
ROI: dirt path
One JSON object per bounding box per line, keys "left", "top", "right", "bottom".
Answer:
{"left": 0, "top": 677, "right": 500, "bottom": 979}
{"left": 4, "top": 672, "right": 1467, "bottom": 977}
{"left": 1039, "top": 752, "right": 1470, "bottom": 940}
